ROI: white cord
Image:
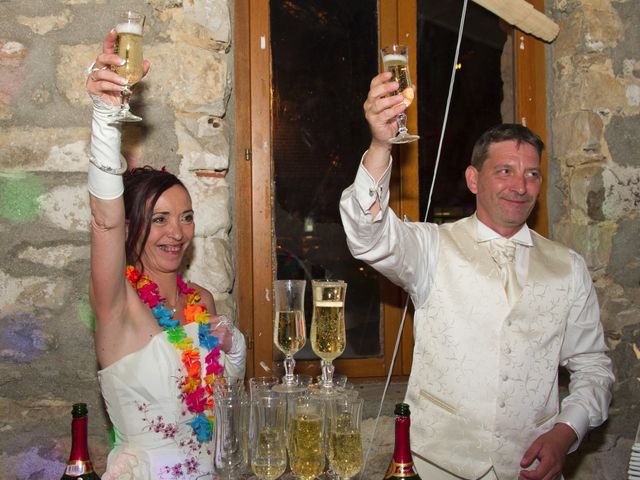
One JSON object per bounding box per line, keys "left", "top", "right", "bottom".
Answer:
{"left": 360, "top": 2, "right": 469, "bottom": 477}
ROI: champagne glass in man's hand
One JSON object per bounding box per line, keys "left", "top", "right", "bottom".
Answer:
{"left": 380, "top": 44, "right": 420, "bottom": 144}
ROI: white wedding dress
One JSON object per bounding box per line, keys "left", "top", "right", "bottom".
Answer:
{"left": 98, "top": 322, "right": 221, "bottom": 480}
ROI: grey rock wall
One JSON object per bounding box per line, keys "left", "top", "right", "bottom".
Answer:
{"left": 549, "top": 0, "right": 640, "bottom": 478}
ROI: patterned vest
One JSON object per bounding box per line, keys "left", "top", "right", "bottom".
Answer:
{"left": 405, "top": 217, "right": 573, "bottom": 479}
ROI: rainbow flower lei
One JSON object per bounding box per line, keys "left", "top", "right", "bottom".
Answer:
{"left": 125, "top": 265, "right": 224, "bottom": 443}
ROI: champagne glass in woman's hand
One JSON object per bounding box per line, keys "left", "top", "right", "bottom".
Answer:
{"left": 86, "top": 27, "right": 150, "bottom": 109}
{"left": 110, "top": 11, "right": 146, "bottom": 122}
{"left": 211, "top": 315, "right": 234, "bottom": 353}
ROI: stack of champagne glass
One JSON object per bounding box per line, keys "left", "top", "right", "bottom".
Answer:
{"left": 231, "top": 278, "right": 363, "bottom": 480}
{"left": 243, "top": 374, "right": 364, "bottom": 480}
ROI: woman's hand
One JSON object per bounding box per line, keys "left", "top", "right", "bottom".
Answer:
{"left": 86, "top": 29, "right": 150, "bottom": 106}
{"left": 211, "top": 316, "right": 233, "bottom": 354}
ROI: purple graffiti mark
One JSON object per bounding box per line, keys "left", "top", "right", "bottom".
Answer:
{"left": 0, "top": 313, "right": 50, "bottom": 363}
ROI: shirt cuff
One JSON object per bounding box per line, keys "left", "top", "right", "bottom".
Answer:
{"left": 555, "top": 403, "right": 590, "bottom": 453}
{"left": 353, "top": 151, "right": 393, "bottom": 217}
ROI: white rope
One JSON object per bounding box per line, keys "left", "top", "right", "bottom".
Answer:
{"left": 360, "top": 1, "right": 469, "bottom": 477}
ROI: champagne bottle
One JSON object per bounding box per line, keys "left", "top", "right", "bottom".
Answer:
{"left": 61, "top": 403, "right": 101, "bottom": 480}
{"left": 384, "top": 403, "right": 421, "bottom": 479}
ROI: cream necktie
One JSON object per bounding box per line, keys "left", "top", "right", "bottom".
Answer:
{"left": 489, "top": 238, "right": 521, "bottom": 306}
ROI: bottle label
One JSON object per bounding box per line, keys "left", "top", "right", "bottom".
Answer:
{"left": 65, "top": 460, "right": 94, "bottom": 476}
{"left": 384, "top": 460, "right": 418, "bottom": 478}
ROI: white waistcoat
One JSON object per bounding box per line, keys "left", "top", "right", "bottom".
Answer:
{"left": 405, "top": 217, "right": 572, "bottom": 480}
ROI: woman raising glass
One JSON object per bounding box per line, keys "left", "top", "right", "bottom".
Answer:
{"left": 86, "top": 29, "right": 246, "bottom": 479}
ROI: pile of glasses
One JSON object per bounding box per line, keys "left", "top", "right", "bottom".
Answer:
{"left": 212, "top": 375, "right": 364, "bottom": 480}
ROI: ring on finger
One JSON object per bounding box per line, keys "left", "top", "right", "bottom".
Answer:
{"left": 89, "top": 65, "right": 108, "bottom": 82}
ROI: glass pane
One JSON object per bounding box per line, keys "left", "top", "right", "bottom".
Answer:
{"left": 270, "top": 0, "right": 381, "bottom": 360}
{"left": 417, "top": 1, "right": 514, "bottom": 222}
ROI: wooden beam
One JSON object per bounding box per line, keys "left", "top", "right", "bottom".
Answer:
{"left": 472, "top": 0, "right": 559, "bottom": 42}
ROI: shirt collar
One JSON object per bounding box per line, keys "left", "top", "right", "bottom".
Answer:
{"left": 472, "top": 213, "right": 533, "bottom": 247}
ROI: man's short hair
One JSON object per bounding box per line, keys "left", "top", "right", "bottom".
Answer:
{"left": 470, "top": 123, "right": 544, "bottom": 170}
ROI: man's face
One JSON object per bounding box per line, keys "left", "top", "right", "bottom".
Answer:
{"left": 465, "top": 140, "right": 542, "bottom": 237}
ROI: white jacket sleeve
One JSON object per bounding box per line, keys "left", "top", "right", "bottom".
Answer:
{"left": 339, "top": 153, "right": 438, "bottom": 308}
{"left": 222, "top": 325, "right": 247, "bottom": 380}
{"left": 555, "top": 252, "right": 614, "bottom": 451}
{"left": 88, "top": 97, "right": 126, "bottom": 200}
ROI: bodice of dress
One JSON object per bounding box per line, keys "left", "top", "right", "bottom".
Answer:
{"left": 98, "top": 322, "right": 217, "bottom": 480}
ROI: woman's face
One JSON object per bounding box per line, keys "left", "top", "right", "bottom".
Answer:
{"left": 138, "top": 185, "right": 195, "bottom": 275}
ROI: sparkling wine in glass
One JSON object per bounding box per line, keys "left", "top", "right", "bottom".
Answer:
{"left": 110, "top": 11, "right": 145, "bottom": 123}
{"left": 250, "top": 394, "right": 288, "bottom": 480}
{"left": 328, "top": 397, "right": 364, "bottom": 480}
{"left": 288, "top": 396, "right": 326, "bottom": 480}
{"left": 380, "top": 44, "right": 420, "bottom": 144}
{"left": 272, "top": 280, "right": 307, "bottom": 393}
{"left": 310, "top": 279, "right": 347, "bottom": 396}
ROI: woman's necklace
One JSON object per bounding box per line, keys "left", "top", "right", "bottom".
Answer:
{"left": 125, "top": 265, "right": 224, "bottom": 443}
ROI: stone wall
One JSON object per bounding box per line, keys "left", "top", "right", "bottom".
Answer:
{"left": 0, "top": 0, "right": 233, "bottom": 476}
{"left": 549, "top": 0, "right": 640, "bottom": 478}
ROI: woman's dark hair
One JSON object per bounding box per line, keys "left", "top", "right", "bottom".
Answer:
{"left": 123, "top": 166, "right": 187, "bottom": 268}
{"left": 470, "top": 123, "right": 545, "bottom": 170}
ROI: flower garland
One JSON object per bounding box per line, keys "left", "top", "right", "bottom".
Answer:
{"left": 125, "top": 265, "right": 224, "bottom": 443}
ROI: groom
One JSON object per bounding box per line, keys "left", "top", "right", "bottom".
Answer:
{"left": 339, "top": 72, "right": 614, "bottom": 480}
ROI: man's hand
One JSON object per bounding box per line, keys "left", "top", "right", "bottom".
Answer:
{"left": 363, "top": 71, "right": 407, "bottom": 148}
{"left": 518, "top": 423, "right": 577, "bottom": 480}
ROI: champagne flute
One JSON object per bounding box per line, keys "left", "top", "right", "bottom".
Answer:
{"left": 273, "top": 280, "right": 307, "bottom": 393}
{"left": 288, "top": 396, "right": 326, "bottom": 480}
{"left": 328, "top": 397, "right": 364, "bottom": 480}
{"left": 380, "top": 45, "right": 420, "bottom": 144}
{"left": 310, "top": 280, "right": 347, "bottom": 396}
{"left": 110, "top": 11, "right": 145, "bottom": 123}
{"left": 251, "top": 394, "right": 288, "bottom": 480}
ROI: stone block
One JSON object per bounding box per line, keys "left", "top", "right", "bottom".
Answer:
{"left": 567, "top": 164, "right": 605, "bottom": 220}
{"left": 605, "top": 114, "right": 640, "bottom": 168}
{"left": 0, "top": 40, "right": 27, "bottom": 120}
{"left": 607, "top": 213, "right": 640, "bottom": 290}
{"left": 553, "top": 3, "right": 622, "bottom": 59}
{"left": 0, "top": 271, "right": 68, "bottom": 315}
{"left": 184, "top": 236, "right": 233, "bottom": 294}
{"left": 57, "top": 44, "right": 98, "bottom": 106}
{"left": 17, "top": 10, "right": 73, "bottom": 35}
{"left": 160, "top": 1, "right": 230, "bottom": 49}
{"left": 184, "top": 0, "right": 230, "bottom": 44}
{"left": 39, "top": 184, "right": 91, "bottom": 232}
{"left": 552, "top": 111, "right": 603, "bottom": 159}
{"left": 601, "top": 163, "right": 640, "bottom": 219}
{"left": 553, "top": 59, "right": 626, "bottom": 113}
{"left": 180, "top": 171, "right": 230, "bottom": 237}
{"left": 0, "top": 312, "right": 56, "bottom": 363}
{"left": 17, "top": 243, "right": 90, "bottom": 268}
{"left": 61, "top": 0, "right": 106, "bottom": 4}
{"left": 0, "top": 127, "right": 89, "bottom": 170}
{"left": 175, "top": 114, "right": 230, "bottom": 171}
{"left": 552, "top": 220, "right": 616, "bottom": 270}
{"left": 147, "top": 0, "right": 184, "bottom": 11}
{"left": 143, "top": 42, "right": 228, "bottom": 115}
{"left": 0, "top": 172, "right": 46, "bottom": 223}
